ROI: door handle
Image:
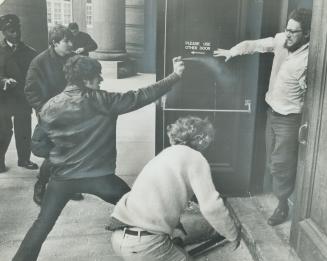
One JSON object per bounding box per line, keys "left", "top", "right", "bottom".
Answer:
{"left": 298, "top": 122, "right": 308, "bottom": 145}
{"left": 161, "top": 97, "right": 252, "bottom": 113}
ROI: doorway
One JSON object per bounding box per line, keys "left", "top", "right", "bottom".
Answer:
{"left": 156, "top": 0, "right": 265, "bottom": 196}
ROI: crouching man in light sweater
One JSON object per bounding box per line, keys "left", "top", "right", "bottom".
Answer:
{"left": 107, "top": 116, "right": 240, "bottom": 261}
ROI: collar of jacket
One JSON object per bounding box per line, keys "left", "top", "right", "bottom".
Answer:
{"left": 0, "top": 39, "right": 23, "bottom": 50}
{"left": 65, "top": 84, "right": 80, "bottom": 91}
{"left": 64, "top": 84, "right": 91, "bottom": 94}
{"left": 49, "top": 46, "right": 74, "bottom": 63}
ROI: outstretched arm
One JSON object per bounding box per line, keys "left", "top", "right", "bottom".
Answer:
{"left": 93, "top": 57, "right": 185, "bottom": 115}
{"left": 213, "top": 48, "right": 234, "bottom": 62}
{"left": 213, "top": 36, "right": 276, "bottom": 62}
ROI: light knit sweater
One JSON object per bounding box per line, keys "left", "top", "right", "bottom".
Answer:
{"left": 112, "top": 145, "right": 238, "bottom": 241}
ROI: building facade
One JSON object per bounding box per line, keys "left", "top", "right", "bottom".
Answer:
{"left": 46, "top": 0, "right": 156, "bottom": 73}
{"left": 1, "top": 0, "right": 326, "bottom": 260}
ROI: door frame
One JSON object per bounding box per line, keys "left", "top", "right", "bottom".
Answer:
{"left": 290, "top": 1, "right": 327, "bottom": 260}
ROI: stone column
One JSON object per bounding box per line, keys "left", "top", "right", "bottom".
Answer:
{"left": 91, "top": 0, "right": 127, "bottom": 60}
{"left": 0, "top": 0, "right": 48, "bottom": 52}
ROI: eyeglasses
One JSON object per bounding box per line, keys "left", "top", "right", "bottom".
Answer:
{"left": 285, "top": 28, "right": 302, "bottom": 35}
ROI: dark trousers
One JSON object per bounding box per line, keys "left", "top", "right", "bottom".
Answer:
{"left": 0, "top": 111, "right": 32, "bottom": 164}
{"left": 265, "top": 109, "right": 301, "bottom": 202}
{"left": 13, "top": 174, "right": 130, "bottom": 261}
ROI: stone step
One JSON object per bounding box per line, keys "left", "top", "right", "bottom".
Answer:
{"left": 227, "top": 195, "right": 301, "bottom": 261}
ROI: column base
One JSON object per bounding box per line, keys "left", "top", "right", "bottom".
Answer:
{"left": 90, "top": 51, "right": 128, "bottom": 61}
{"left": 100, "top": 59, "right": 137, "bottom": 79}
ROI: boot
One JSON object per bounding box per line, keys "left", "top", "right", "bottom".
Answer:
{"left": 0, "top": 156, "right": 6, "bottom": 173}
{"left": 267, "top": 201, "right": 289, "bottom": 226}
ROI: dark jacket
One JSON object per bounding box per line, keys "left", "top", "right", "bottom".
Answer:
{"left": 0, "top": 40, "right": 37, "bottom": 114}
{"left": 72, "top": 31, "right": 97, "bottom": 56}
{"left": 39, "top": 73, "right": 180, "bottom": 180}
{"left": 24, "top": 47, "right": 73, "bottom": 112}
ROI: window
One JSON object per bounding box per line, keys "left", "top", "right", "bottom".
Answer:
{"left": 47, "top": 0, "right": 72, "bottom": 27}
{"left": 63, "top": 2, "right": 71, "bottom": 25}
{"left": 53, "top": 2, "right": 62, "bottom": 24}
{"left": 86, "top": 0, "right": 93, "bottom": 27}
{"left": 47, "top": 1, "right": 52, "bottom": 24}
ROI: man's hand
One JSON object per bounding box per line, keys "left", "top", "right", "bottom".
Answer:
{"left": 2, "top": 78, "right": 17, "bottom": 91}
{"left": 229, "top": 226, "right": 241, "bottom": 251}
{"left": 213, "top": 48, "right": 233, "bottom": 62}
{"left": 172, "top": 56, "right": 185, "bottom": 77}
{"left": 75, "top": 47, "right": 85, "bottom": 54}
{"left": 172, "top": 237, "right": 184, "bottom": 247}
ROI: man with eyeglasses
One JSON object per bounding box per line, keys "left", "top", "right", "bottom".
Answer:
{"left": 213, "top": 8, "right": 312, "bottom": 226}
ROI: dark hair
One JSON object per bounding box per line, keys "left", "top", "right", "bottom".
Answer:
{"left": 289, "top": 8, "right": 312, "bottom": 34}
{"left": 63, "top": 55, "right": 102, "bottom": 86}
{"left": 167, "top": 116, "right": 215, "bottom": 151}
{"left": 48, "top": 24, "right": 73, "bottom": 46}
{"left": 68, "top": 22, "right": 79, "bottom": 30}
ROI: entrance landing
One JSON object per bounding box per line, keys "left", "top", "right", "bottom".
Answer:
{"left": 228, "top": 194, "right": 301, "bottom": 261}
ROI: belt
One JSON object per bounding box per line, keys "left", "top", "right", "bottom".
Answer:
{"left": 123, "top": 228, "right": 154, "bottom": 236}
{"left": 268, "top": 107, "right": 300, "bottom": 117}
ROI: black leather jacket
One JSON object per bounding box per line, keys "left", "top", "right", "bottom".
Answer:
{"left": 39, "top": 73, "right": 180, "bottom": 180}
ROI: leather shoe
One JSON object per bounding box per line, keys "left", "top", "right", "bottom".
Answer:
{"left": 18, "top": 160, "right": 39, "bottom": 170}
{"left": 71, "top": 193, "right": 84, "bottom": 201}
{"left": 33, "top": 180, "right": 46, "bottom": 206}
{"left": 0, "top": 164, "right": 7, "bottom": 173}
{"left": 267, "top": 206, "right": 289, "bottom": 226}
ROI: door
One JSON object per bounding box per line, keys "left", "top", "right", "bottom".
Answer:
{"left": 290, "top": 1, "right": 327, "bottom": 260}
{"left": 156, "top": 0, "right": 264, "bottom": 196}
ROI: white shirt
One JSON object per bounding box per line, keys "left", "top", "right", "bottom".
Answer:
{"left": 112, "top": 145, "right": 238, "bottom": 241}
{"left": 230, "top": 32, "right": 308, "bottom": 115}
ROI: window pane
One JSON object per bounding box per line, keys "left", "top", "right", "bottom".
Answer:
{"left": 54, "top": 2, "right": 62, "bottom": 24}
{"left": 86, "top": 4, "right": 92, "bottom": 26}
{"left": 47, "top": 1, "right": 52, "bottom": 24}
{"left": 63, "top": 2, "right": 72, "bottom": 25}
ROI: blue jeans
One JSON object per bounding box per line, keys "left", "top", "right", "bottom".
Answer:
{"left": 13, "top": 174, "right": 130, "bottom": 261}
{"left": 111, "top": 229, "right": 193, "bottom": 261}
{"left": 265, "top": 109, "right": 301, "bottom": 202}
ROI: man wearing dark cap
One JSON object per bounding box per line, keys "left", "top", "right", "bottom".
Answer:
{"left": 25, "top": 24, "right": 84, "bottom": 204}
{"left": 68, "top": 22, "right": 97, "bottom": 56}
{"left": 0, "top": 14, "right": 38, "bottom": 173}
